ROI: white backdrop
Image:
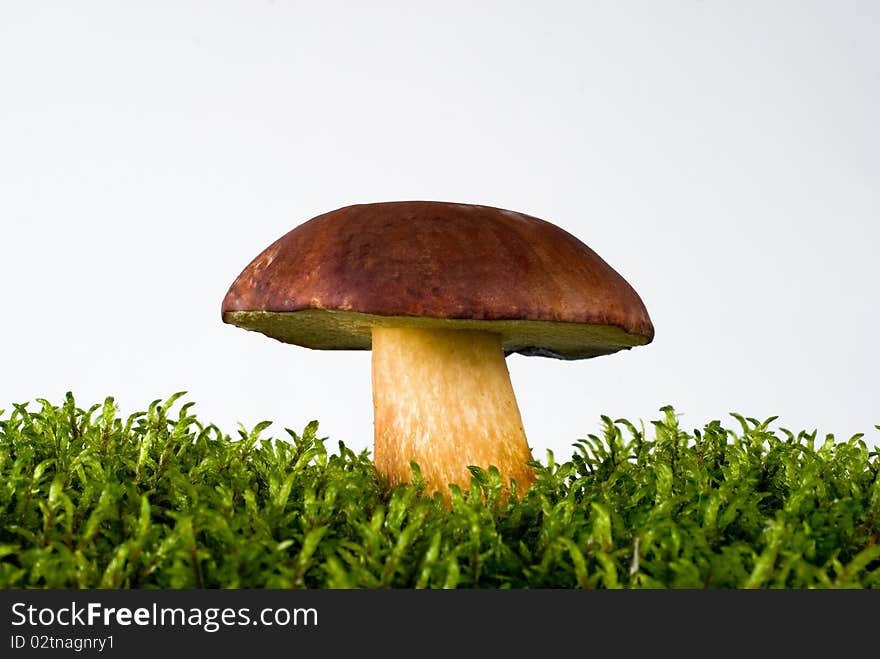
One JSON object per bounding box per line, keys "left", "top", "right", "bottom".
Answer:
{"left": 2, "top": 1, "right": 878, "bottom": 458}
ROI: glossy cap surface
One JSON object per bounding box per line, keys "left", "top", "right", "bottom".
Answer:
{"left": 222, "top": 201, "right": 654, "bottom": 359}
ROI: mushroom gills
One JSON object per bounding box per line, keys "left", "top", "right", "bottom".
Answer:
{"left": 223, "top": 309, "right": 649, "bottom": 359}
{"left": 371, "top": 326, "right": 536, "bottom": 497}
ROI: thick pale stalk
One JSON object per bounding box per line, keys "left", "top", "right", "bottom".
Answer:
{"left": 371, "top": 326, "right": 536, "bottom": 498}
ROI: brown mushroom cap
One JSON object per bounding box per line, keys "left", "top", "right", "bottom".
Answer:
{"left": 222, "top": 201, "right": 654, "bottom": 359}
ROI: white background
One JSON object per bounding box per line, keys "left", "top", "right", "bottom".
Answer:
{"left": 2, "top": 1, "right": 878, "bottom": 458}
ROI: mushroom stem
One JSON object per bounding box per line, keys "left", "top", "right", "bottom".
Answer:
{"left": 371, "top": 326, "right": 536, "bottom": 499}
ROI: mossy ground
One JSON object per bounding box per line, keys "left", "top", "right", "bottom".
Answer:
{"left": 1, "top": 393, "right": 878, "bottom": 588}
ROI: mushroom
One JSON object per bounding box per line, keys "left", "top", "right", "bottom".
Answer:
{"left": 221, "top": 201, "right": 653, "bottom": 500}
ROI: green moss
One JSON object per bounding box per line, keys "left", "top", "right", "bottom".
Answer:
{"left": 0, "top": 393, "right": 877, "bottom": 588}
